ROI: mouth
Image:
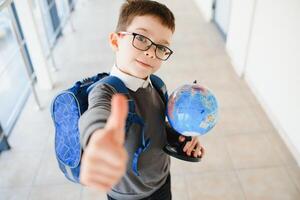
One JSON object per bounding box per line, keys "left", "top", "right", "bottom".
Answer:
{"left": 136, "top": 59, "right": 153, "bottom": 69}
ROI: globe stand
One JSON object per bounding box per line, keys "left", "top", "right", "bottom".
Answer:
{"left": 164, "top": 122, "right": 201, "bottom": 162}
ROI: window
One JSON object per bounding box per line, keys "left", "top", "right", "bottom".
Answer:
{"left": 0, "top": 2, "right": 34, "bottom": 134}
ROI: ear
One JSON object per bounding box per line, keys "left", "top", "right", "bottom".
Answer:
{"left": 109, "top": 32, "right": 119, "bottom": 52}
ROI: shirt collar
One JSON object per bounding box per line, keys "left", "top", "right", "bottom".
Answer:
{"left": 110, "top": 64, "right": 153, "bottom": 92}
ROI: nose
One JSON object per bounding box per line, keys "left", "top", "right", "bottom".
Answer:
{"left": 144, "top": 45, "right": 156, "bottom": 59}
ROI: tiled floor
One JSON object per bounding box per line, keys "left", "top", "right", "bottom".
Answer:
{"left": 1, "top": 0, "right": 300, "bottom": 199}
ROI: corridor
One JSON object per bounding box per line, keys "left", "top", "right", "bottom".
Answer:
{"left": 1, "top": 0, "right": 299, "bottom": 199}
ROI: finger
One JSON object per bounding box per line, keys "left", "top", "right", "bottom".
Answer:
{"left": 183, "top": 137, "right": 196, "bottom": 152}
{"left": 106, "top": 94, "right": 128, "bottom": 130}
{"left": 85, "top": 171, "right": 121, "bottom": 187}
{"left": 80, "top": 162, "right": 123, "bottom": 189}
{"left": 80, "top": 162, "right": 122, "bottom": 190}
{"left": 193, "top": 144, "right": 202, "bottom": 158}
{"left": 105, "top": 94, "right": 128, "bottom": 144}
{"left": 85, "top": 144, "right": 128, "bottom": 168}
{"left": 186, "top": 138, "right": 198, "bottom": 156}
{"left": 199, "top": 146, "right": 205, "bottom": 158}
{"left": 83, "top": 178, "right": 114, "bottom": 191}
{"left": 84, "top": 158, "right": 125, "bottom": 179}
{"left": 92, "top": 147, "right": 128, "bottom": 168}
{"left": 86, "top": 150, "right": 127, "bottom": 173}
{"left": 183, "top": 141, "right": 191, "bottom": 152}
{"left": 178, "top": 136, "right": 185, "bottom": 142}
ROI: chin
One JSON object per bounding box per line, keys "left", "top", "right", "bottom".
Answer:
{"left": 132, "top": 67, "right": 152, "bottom": 79}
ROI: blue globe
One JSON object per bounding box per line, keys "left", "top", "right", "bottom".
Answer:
{"left": 166, "top": 83, "right": 219, "bottom": 136}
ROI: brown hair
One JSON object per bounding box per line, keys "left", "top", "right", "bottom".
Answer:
{"left": 116, "top": 0, "right": 175, "bottom": 33}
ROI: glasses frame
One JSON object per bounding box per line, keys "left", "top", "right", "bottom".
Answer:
{"left": 118, "top": 31, "right": 173, "bottom": 61}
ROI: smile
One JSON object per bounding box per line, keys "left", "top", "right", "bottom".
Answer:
{"left": 136, "top": 59, "right": 152, "bottom": 68}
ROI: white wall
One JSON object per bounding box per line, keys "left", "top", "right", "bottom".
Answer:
{"left": 243, "top": 0, "right": 300, "bottom": 164}
{"left": 226, "top": 0, "right": 256, "bottom": 76}
{"left": 194, "top": 0, "right": 214, "bottom": 22}
{"left": 195, "top": 0, "right": 300, "bottom": 165}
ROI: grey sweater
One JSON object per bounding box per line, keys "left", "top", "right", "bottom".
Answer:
{"left": 79, "top": 82, "right": 170, "bottom": 200}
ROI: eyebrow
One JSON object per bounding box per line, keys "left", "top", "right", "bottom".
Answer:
{"left": 135, "top": 28, "right": 170, "bottom": 45}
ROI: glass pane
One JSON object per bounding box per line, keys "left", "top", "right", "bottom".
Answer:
{"left": 56, "top": 0, "right": 69, "bottom": 25}
{"left": 30, "top": 0, "right": 50, "bottom": 54}
{"left": 0, "top": 51, "right": 30, "bottom": 133}
{"left": 0, "top": 7, "right": 30, "bottom": 133}
{"left": 0, "top": 7, "right": 20, "bottom": 70}
{"left": 46, "top": 0, "right": 61, "bottom": 44}
{"left": 35, "top": 0, "right": 58, "bottom": 47}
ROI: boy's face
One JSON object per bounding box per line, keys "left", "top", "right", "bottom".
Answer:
{"left": 110, "top": 15, "right": 173, "bottom": 79}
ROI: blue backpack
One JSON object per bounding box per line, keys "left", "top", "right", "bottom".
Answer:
{"left": 50, "top": 73, "right": 168, "bottom": 183}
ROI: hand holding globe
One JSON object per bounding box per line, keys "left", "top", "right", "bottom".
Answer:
{"left": 164, "top": 81, "right": 219, "bottom": 162}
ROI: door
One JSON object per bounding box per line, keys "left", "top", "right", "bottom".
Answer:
{"left": 213, "top": 0, "right": 231, "bottom": 39}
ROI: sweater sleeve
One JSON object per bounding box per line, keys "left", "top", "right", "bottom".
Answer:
{"left": 79, "top": 83, "right": 117, "bottom": 149}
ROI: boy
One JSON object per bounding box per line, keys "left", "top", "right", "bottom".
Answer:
{"left": 79, "top": 0, "right": 205, "bottom": 199}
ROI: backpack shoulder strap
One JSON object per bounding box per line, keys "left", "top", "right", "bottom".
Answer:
{"left": 150, "top": 74, "right": 168, "bottom": 104}
{"left": 87, "top": 75, "right": 135, "bottom": 114}
{"left": 88, "top": 75, "right": 139, "bottom": 134}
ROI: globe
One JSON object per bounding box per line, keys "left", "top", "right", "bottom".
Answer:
{"left": 166, "top": 82, "right": 219, "bottom": 136}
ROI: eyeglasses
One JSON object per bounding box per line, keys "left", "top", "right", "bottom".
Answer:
{"left": 118, "top": 31, "right": 173, "bottom": 61}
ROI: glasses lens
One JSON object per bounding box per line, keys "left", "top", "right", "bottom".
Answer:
{"left": 156, "top": 45, "right": 172, "bottom": 60}
{"left": 133, "top": 34, "right": 151, "bottom": 50}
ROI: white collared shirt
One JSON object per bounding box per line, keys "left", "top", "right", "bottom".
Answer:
{"left": 110, "top": 64, "right": 153, "bottom": 92}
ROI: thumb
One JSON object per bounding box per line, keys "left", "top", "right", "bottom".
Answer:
{"left": 105, "top": 94, "right": 128, "bottom": 144}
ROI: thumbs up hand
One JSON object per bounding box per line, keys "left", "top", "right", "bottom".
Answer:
{"left": 80, "top": 94, "right": 129, "bottom": 191}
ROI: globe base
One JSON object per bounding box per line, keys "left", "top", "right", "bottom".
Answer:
{"left": 163, "top": 143, "right": 201, "bottom": 162}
